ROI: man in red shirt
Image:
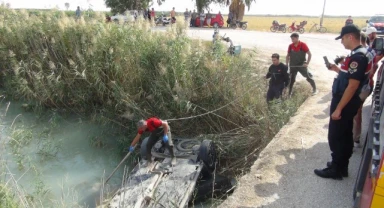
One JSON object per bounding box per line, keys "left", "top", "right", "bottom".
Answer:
{"left": 286, "top": 33, "right": 317, "bottom": 96}
{"left": 129, "top": 117, "right": 176, "bottom": 167}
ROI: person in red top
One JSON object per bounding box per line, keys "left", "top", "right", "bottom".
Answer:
{"left": 129, "top": 117, "right": 176, "bottom": 167}
{"left": 150, "top": 8, "right": 155, "bottom": 24}
{"left": 286, "top": 33, "right": 317, "bottom": 97}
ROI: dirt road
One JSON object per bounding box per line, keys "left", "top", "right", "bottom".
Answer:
{"left": 183, "top": 28, "right": 367, "bottom": 208}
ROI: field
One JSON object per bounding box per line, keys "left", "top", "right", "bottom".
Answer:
{"left": 222, "top": 15, "right": 368, "bottom": 33}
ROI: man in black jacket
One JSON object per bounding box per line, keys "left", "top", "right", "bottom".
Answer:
{"left": 266, "top": 53, "right": 290, "bottom": 102}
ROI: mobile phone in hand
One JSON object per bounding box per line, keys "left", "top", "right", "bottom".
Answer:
{"left": 323, "top": 56, "right": 331, "bottom": 69}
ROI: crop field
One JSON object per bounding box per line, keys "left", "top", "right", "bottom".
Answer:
{"left": 224, "top": 15, "right": 369, "bottom": 33}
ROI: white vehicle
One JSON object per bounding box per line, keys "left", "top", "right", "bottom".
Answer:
{"left": 111, "top": 10, "right": 137, "bottom": 23}
{"left": 100, "top": 139, "right": 234, "bottom": 208}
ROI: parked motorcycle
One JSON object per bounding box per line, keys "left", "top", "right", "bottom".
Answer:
{"left": 229, "top": 20, "right": 248, "bottom": 30}
{"left": 155, "top": 13, "right": 176, "bottom": 26}
{"left": 270, "top": 20, "right": 287, "bottom": 33}
{"left": 162, "top": 16, "right": 176, "bottom": 26}
{"left": 288, "top": 20, "right": 307, "bottom": 34}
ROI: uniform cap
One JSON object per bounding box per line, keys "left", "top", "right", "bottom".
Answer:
{"left": 335, "top": 24, "right": 360, "bottom": 40}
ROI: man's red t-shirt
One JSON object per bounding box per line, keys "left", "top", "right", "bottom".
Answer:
{"left": 138, "top": 117, "right": 162, "bottom": 134}
{"left": 288, "top": 41, "right": 309, "bottom": 53}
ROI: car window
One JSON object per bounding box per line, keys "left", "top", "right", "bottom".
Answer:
{"left": 370, "top": 16, "right": 384, "bottom": 23}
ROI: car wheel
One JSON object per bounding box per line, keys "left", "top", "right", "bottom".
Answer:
{"left": 176, "top": 139, "right": 201, "bottom": 152}
{"left": 197, "top": 140, "right": 217, "bottom": 171}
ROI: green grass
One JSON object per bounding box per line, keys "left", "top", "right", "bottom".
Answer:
{"left": 0, "top": 7, "right": 310, "bottom": 177}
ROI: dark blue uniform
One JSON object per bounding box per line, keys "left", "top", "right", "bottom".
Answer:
{"left": 266, "top": 63, "right": 290, "bottom": 102}
{"left": 328, "top": 46, "right": 369, "bottom": 172}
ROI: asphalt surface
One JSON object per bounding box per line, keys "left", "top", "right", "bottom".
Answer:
{"left": 173, "top": 27, "right": 368, "bottom": 208}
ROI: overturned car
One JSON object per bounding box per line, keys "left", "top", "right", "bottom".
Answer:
{"left": 103, "top": 138, "right": 234, "bottom": 208}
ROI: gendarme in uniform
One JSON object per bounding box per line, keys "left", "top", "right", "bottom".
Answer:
{"left": 314, "top": 25, "right": 370, "bottom": 180}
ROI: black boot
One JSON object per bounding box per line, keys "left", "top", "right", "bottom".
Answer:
{"left": 168, "top": 146, "right": 177, "bottom": 166}
{"left": 307, "top": 78, "right": 317, "bottom": 95}
{"left": 327, "top": 162, "right": 348, "bottom": 177}
{"left": 314, "top": 165, "right": 342, "bottom": 180}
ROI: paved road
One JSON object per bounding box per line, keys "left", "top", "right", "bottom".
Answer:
{"left": 175, "top": 28, "right": 367, "bottom": 208}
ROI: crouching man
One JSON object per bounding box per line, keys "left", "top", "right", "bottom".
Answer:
{"left": 266, "top": 53, "right": 290, "bottom": 102}
{"left": 128, "top": 117, "right": 176, "bottom": 168}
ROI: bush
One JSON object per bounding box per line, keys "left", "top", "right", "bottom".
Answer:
{"left": 0, "top": 7, "right": 310, "bottom": 175}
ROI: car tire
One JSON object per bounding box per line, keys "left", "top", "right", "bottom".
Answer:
{"left": 176, "top": 139, "right": 201, "bottom": 152}
{"left": 197, "top": 140, "right": 217, "bottom": 172}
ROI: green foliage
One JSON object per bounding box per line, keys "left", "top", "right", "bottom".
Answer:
{"left": 105, "top": 0, "right": 165, "bottom": 14}
{"left": 0, "top": 7, "right": 310, "bottom": 176}
{"left": 0, "top": 185, "right": 19, "bottom": 208}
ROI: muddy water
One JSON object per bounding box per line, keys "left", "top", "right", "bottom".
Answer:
{"left": 0, "top": 100, "right": 133, "bottom": 207}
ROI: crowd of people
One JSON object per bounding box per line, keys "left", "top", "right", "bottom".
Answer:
{"left": 264, "top": 24, "right": 382, "bottom": 180}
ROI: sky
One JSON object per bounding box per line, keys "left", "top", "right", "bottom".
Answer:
{"left": 7, "top": 0, "right": 383, "bottom": 16}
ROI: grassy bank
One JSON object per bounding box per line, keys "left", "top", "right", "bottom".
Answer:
{"left": 0, "top": 7, "right": 309, "bottom": 178}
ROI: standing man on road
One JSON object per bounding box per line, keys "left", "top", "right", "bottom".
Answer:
{"left": 286, "top": 33, "right": 317, "bottom": 96}
{"left": 128, "top": 117, "right": 177, "bottom": 168}
{"left": 76, "top": 6, "right": 81, "bottom": 20}
{"left": 314, "top": 25, "right": 370, "bottom": 180}
{"left": 184, "top": 8, "right": 190, "bottom": 26}
{"left": 199, "top": 10, "right": 206, "bottom": 28}
{"left": 365, "top": 27, "right": 377, "bottom": 47}
{"left": 345, "top": 16, "right": 353, "bottom": 26}
{"left": 190, "top": 9, "right": 197, "bottom": 27}
{"left": 206, "top": 11, "right": 212, "bottom": 27}
{"left": 170, "top": 7, "right": 176, "bottom": 24}
{"left": 265, "top": 53, "right": 290, "bottom": 103}
{"left": 352, "top": 33, "right": 376, "bottom": 147}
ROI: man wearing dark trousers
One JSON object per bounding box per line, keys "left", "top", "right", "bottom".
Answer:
{"left": 314, "top": 25, "right": 369, "bottom": 180}
{"left": 286, "top": 33, "right": 317, "bottom": 97}
{"left": 128, "top": 117, "right": 176, "bottom": 169}
{"left": 265, "top": 53, "right": 290, "bottom": 102}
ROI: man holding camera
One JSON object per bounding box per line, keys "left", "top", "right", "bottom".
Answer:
{"left": 314, "top": 25, "right": 370, "bottom": 180}
{"left": 265, "top": 53, "right": 290, "bottom": 102}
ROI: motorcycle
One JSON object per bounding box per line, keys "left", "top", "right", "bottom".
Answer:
{"left": 288, "top": 20, "right": 307, "bottom": 34}
{"left": 270, "top": 20, "right": 287, "bottom": 33}
{"left": 228, "top": 20, "right": 248, "bottom": 30}
{"left": 155, "top": 13, "right": 176, "bottom": 26}
{"left": 162, "top": 16, "right": 176, "bottom": 26}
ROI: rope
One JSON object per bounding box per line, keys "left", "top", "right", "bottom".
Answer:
{"left": 166, "top": 81, "right": 260, "bottom": 122}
